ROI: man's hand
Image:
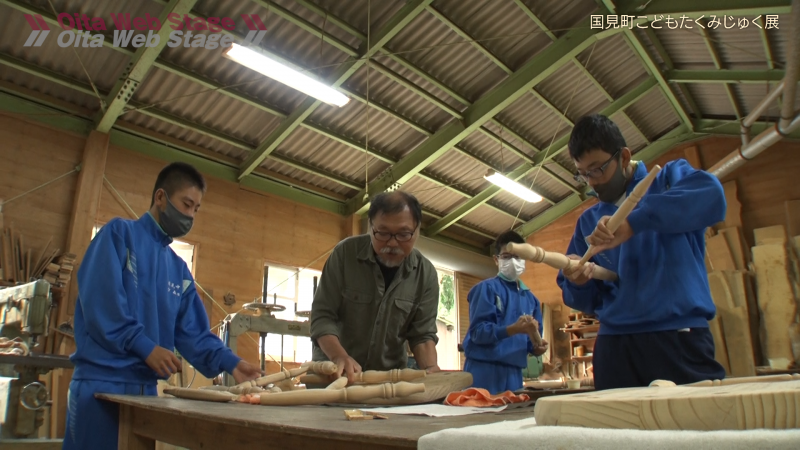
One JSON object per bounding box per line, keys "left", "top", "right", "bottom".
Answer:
{"left": 232, "top": 360, "right": 263, "bottom": 384}
{"left": 562, "top": 254, "right": 595, "bottom": 286}
{"left": 424, "top": 364, "right": 441, "bottom": 374}
{"left": 587, "top": 216, "right": 634, "bottom": 253}
{"left": 331, "top": 353, "right": 362, "bottom": 385}
{"left": 144, "top": 346, "right": 181, "bottom": 378}
{"left": 532, "top": 339, "right": 549, "bottom": 356}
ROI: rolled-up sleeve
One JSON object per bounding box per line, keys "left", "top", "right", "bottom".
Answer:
{"left": 310, "top": 245, "right": 344, "bottom": 342}
{"left": 406, "top": 265, "right": 439, "bottom": 348}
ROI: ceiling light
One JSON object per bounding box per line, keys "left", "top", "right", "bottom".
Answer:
{"left": 223, "top": 43, "right": 350, "bottom": 107}
{"left": 484, "top": 170, "right": 543, "bottom": 203}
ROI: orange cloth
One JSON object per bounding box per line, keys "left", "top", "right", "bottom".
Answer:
{"left": 444, "top": 387, "right": 530, "bottom": 407}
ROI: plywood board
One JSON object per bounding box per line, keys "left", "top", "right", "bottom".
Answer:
{"left": 719, "top": 227, "right": 748, "bottom": 270}
{"left": 706, "top": 235, "right": 736, "bottom": 271}
{"left": 722, "top": 181, "right": 742, "bottom": 229}
{"left": 709, "top": 316, "right": 731, "bottom": 376}
{"left": 722, "top": 270, "right": 762, "bottom": 366}
{"left": 754, "top": 225, "right": 788, "bottom": 246}
{"left": 534, "top": 379, "right": 800, "bottom": 430}
{"left": 752, "top": 244, "right": 796, "bottom": 362}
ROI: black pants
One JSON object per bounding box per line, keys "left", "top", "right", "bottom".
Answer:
{"left": 592, "top": 328, "right": 725, "bottom": 390}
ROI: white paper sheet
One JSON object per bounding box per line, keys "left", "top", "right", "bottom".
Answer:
{"left": 359, "top": 404, "right": 507, "bottom": 417}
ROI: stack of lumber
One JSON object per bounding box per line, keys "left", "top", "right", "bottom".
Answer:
{"left": 705, "top": 181, "right": 800, "bottom": 375}
{"left": 0, "top": 225, "right": 75, "bottom": 288}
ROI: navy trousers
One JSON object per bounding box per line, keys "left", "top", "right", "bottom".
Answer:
{"left": 592, "top": 327, "right": 725, "bottom": 391}
{"left": 62, "top": 379, "right": 158, "bottom": 450}
{"left": 464, "top": 358, "right": 523, "bottom": 395}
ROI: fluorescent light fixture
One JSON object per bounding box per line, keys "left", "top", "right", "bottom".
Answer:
{"left": 223, "top": 43, "right": 350, "bottom": 107}
{"left": 484, "top": 170, "right": 543, "bottom": 203}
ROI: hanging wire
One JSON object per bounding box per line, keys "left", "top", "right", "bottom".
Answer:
{"left": 45, "top": 0, "right": 106, "bottom": 113}
{"left": 364, "top": 0, "right": 372, "bottom": 198}
{"left": 0, "top": 167, "right": 78, "bottom": 209}
{"left": 511, "top": 40, "right": 600, "bottom": 228}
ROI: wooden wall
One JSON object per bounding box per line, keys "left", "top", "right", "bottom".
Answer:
{"left": 0, "top": 113, "right": 346, "bottom": 366}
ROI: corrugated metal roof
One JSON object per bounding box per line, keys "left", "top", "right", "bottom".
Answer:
{"left": 517, "top": 0, "right": 598, "bottom": 39}
{"left": 386, "top": 8, "right": 508, "bottom": 102}
{"left": 400, "top": 176, "right": 465, "bottom": 216}
{"left": 576, "top": 33, "right": 650, "bottom": 99}
{"left": 623, "top": 88, "right": 681, "bottom": 140}
{"left": 517, "top": 166, "right": 574, "bottom": 202}
{"left": 425, "top": 148, "right": 492, "bottom": 194}
{"left": 135, "top": 67, "right": 283, "bottom": 145}
{"left": 0, "top": 0, "right": 794, "bottom": 251}
{"left": 536, "top": 61, "right": 610, "bottom": 124}
{"left": 495, "top": 93, "right": 572, "bottom": 150}
{"left": 429, "top": 0, "right": 553, "bottom": 72}
{"left": 343, "top": 62, "right": 456, "bottom": 134}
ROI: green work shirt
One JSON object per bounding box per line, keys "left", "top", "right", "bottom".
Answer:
{"left": 310, "top": 235, "right": 440, "bottom": 371}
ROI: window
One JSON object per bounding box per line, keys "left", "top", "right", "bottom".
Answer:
{"left": 258, "top": 263, "right": 321, "bottom": 364}
{"left": 91, "top": 225, "right": 195, "bottom": 274}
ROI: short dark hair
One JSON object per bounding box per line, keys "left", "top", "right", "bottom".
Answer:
{"left": 150, "top": 162, "right": 207, "bottom": 207}
{"left": 494, "top": 230, "right": 525, "bottom": 255}
{"left": 568, "top": 114, "right": 627, "bottom": 160}
{"left": 367, "top": 191, "right": 422, "bottom": 228}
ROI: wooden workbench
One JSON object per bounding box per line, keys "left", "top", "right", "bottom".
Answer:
{"left": 98, "top": 394, "right": 536, "bottom": 449}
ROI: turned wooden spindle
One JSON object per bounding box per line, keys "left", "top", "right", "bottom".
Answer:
{"left": 504, "top": 242, "right": 619, "bottom": 282}
{"left": 308, "top": 361, "right": 338, "bottom": 376}
{"left": 577, "top": 164, "right": 662, "bottom": 267}
{"left": 258, "top": 381, "right": 425, "bottom": 406}
{"left": 236, "top": 365, "right": 310, "bottom": 388}
{"left": 299, "top": 368, "right": 426, "bottom": 386}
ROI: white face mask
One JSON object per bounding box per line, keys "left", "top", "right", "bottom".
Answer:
{"left": 499, "top": 258, "right": 526, "bottom": 281}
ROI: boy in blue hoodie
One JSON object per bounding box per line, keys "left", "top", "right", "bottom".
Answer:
{"left": 63, "top": 162, "right": 262, "bottom": 450}
{"left": 463, "top": 231, "right": 548, "bottom": 394}
{"left": 556, "top": 114, "right": 726, "bottom": 391}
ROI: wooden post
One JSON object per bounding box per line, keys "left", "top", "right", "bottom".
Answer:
{"left": 53, "top": 130, "right": 109, "bottom": 437}
{"left": 343, "top": 213, "right": 362, "bottom": 238}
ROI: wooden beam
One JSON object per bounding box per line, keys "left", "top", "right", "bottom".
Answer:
{"left": 54, "top": 130, "right": 109, "bottom": 438}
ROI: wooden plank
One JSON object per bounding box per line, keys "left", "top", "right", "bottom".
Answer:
{"left": 0, "top": 439, "right": 64, "bottom": 450}
{"left": 706, "top": 234, "right": 736, "bottom": 271}
{"left": 754, "top": 225, "right": 788, "bottom": 246}
{"left": 708, "top": 316, "right": 731, "bottom": 376}
{"left": 719, "top": 306, "right": 757, "bottom": 377}
{"left": 722, "top": 270, "right": 762, "bottom": 366}
{"left": 722, "top": 181, "right": 742, "bottom": 229}
{"left": 751, "top": 244, "right": 796, "bottom": 363}
{"left": 534, "top": 379, "right": 800, "bottom": 429}
{"left": 718, "top": 227, "right": 748, "bottom": 270}
{"left": 786, "top": 200, "right": 800, "bottom": 237}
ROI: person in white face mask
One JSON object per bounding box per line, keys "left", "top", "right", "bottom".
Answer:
{"left": 461, "top": 231, "right": 549, "bottom": 395}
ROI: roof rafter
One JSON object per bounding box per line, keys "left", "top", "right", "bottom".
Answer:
{"left": 237, "top": 0, "right": 435, "bottom": 179}
{"left": 95, "top": 0, "right": 198, "bottom": 133}
{"left": 425, "top": 76, "right": 658, "bottom": 237}
{"left": 697, "top": 20, "right": 744, "bottom": 119}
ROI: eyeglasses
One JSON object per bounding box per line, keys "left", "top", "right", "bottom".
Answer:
{"left": 371, "top": 227, "right": 417, "bottom": 243}
{"left": 573, "top": 150, "right": 620, "bottom": 183}
{"left": 497, "top": 253, "right": 520, "bottom": 261}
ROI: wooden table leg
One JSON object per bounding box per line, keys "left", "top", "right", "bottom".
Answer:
{"left": 118, "top": 404, "right": 155, "bottom": 450}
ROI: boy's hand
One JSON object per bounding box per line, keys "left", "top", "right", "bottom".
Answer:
{"left": 532, "top": 339, "right": 549, "bottom": 356}
{"left": 587, "top": 217, "right": 634, "bottom": 253}
{"left": 232, "top": 360, "right": 263, "bottom": 384}
{"left": 145, "top": 346, "right": 181, "bottom": 378}
{"left": 562, "top": 255, "right": 595, "bottom": 285}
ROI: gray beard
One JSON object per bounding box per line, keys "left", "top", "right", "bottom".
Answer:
{"left": 376, "top": 253, "right": 403, "bottom": 268}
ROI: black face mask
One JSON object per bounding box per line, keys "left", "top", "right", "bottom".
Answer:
{"left": 592, "top": 159, "right": 628, "bottom": 204}
{"left": 158, "top": 194, "right": 194, "bottom": 238}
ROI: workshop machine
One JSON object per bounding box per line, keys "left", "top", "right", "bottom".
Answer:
{"left": 0, "top": 280, "right": 72, "bottom": 448}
